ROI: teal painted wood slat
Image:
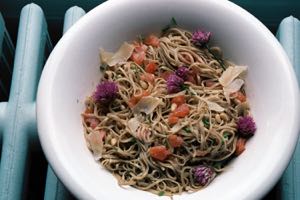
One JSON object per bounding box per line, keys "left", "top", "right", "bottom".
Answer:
{"left": 44, "top": 6, "right": 85, "bottom": 200}
{"left": 63, "top": 6, "right": 86, "bottom": 34}
{"left": 44, "top": 166, "right": 73, "bottom": 200}
{"left": 0, "top": 3, "right": 51, "bottom": 199}
{"left": 276, "top": 16, "right": 300, "bottom": 200}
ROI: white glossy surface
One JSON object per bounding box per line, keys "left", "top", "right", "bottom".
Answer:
{"left": 37, "top": 0, "right": 300, "bottom": 199}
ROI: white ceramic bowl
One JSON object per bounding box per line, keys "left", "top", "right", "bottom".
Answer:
{"left": 37, "top": 0, "right": 300, "bottom": 199}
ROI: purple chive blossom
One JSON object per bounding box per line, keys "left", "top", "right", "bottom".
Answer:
{"left": 193, "top": 165, "right": 216, "bottom": 186}
{"left": 93, "top": 81, "right": 118, "bottom": 104}
{"left": 192, "top": 30, "right": 212, "bottom": 47}
{"left": 175, "top": 66, "right": 189, "bottom": 81}
{"left": 237, "top": 116, "right": 256, "bottom": 138}
{"left": 167, "top": 74, "right": 184, "bottom": 94}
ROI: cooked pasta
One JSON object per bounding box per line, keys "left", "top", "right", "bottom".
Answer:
{"left": 81, "top": 27, "right": 256, "bottom": 196}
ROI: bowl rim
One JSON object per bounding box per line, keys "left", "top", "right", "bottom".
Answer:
{"left": 37, "top": 0, "right": 300, "bottom": 199}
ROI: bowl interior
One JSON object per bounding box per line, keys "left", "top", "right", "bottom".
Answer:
{"left": 37, "top": 0, "right": 299, "bottom": 200}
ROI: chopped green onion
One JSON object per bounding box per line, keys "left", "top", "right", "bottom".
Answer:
{"left": 208, "top": 139, "right": 216, "bottom": 146}
{"left": 130, "top": 138, "right": 136, "bottom": 143}
{"left": 221, "top": 132, "right": 231, "bottom": 145}
{"left": 204, "top": 44, "right": 226, "bottom": 70}
{"left": 137, "top": 34, "right": 144, "bottom": 43}
{"left": 181, "top": 84, "right": 189, "bottom": 91}
{"left": 223, "top": 132, "right": 230, "bottom": 140}
{"left": 191, "top": 92, "right": 196, "bottom": 96}
{"left": 145, "top": 115, "right": 151, "bottom": 124}
{"left": 170, "top": 17, "right": 177, "bottom": 26}
{"left": 221, "top": 138, "right": 226, "bottom": 145}
{"left": 183, "top": 127, "right": 191, "bottom": 133}
{"left": 213, "top": 162, "right": 222, "bottom": 169}
{"left": 100, "top": 63, "right": 108, "bottom": 71}
{"left": 202, "top": 118, "right": 210, "bottom": 128}
{"left": 162, "top": 17, "right": 178, "bottom": 33}
{"left": 158, "top": 191, "right": 165, "bottom": 196}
